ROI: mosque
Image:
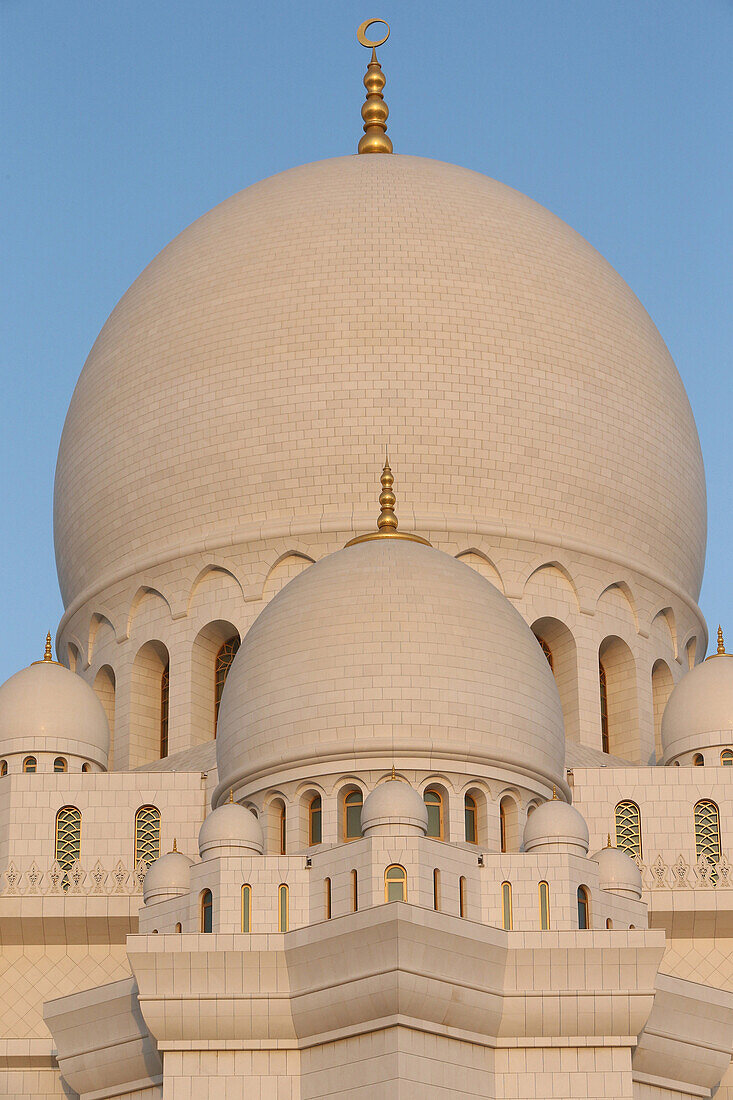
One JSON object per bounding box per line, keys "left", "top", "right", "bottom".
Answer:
{"left": 1, "top": 20, "right": 732, "bottom": 1100}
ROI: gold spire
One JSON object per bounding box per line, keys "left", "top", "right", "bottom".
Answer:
{"left": 345, "top": 458, "right": 431, "bottom": 547}
{"left": 606, "top": 832, "right": 612, "bottom": 848}
{"left": 552, "top": 785, "right": 558, "bottom": 800}
{"left": 718, "top": 625, "right": 726, "bottom": 655}
{"left": 229, "top": 788, "right": 234, "bottom": 804}
{"left": 391, "top": 764, "right": 396, "bottom": 780}
{"left": 356, "top": 20, "right": 393, "bottom": 154}
{"left": 43, "top": 632, "right": 53, "bottom": 662}
{"left": 172, "top": 838, "right": 178, "bottom": 853}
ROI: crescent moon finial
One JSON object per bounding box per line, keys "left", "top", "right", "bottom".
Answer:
{"left": 357, "top": 19, "right": 390, "bottom": 49}
{"left": 356, "top": 20, "right": 393, "bottom": 154}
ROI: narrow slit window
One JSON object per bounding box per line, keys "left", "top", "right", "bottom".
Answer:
{"left": 324, "top": 877, "right": 332, "bottom": 920}
{"left": 464, "top": 794, "right": 477, "bottom": 844}
{"left": 433, "top": 868, "right": 440, "bottom": 911}
{"left": 351, "top": 869, "right": 358, "bottom": 912}
{"left": 278, "top": 884, "right": 289, "bottom": 932}
{"left": 160, "top": 663, "right": 170, "bottom": 759}
{"left": 201, "top": 889, "right": 213, "bottom": 932}
{"left": 501, "top": 881, "right": 512, "bottom": 930}
{"left": 424, "top": 789, "right": 443, "bottom": 839}
{"left": 459, "top": 876, "right": 466, "bottom": 918}
{"left": 241, "top": 884, "right": 252, "bottom": 932}
{"left": 577, "top": 885, "right": 590, "bottom": 929}
{"left": 344, "top": 790, "right": 363, "bottom": 840}
{"left": 539, "top": 881, "right": 550, "bottom": 930}
{"left": 309, "top": 795, "right": 322, "bottom": 846}
{"left": 214, "top": 637, "right": 240, "bottom": 735}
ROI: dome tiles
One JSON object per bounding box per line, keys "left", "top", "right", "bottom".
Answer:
{"left": 54, "top": 154, "right": 706, "bottom": 617}
{"left": 213, "top": 537, "right": 566, "bottom": 803}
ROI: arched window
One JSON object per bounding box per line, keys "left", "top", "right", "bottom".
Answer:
{"left": 722, "top": 750, "right": 733, "bottom": 766}
{"left": 424, "top": 788, "right": 443, "bottom": 839}
{"left": 615, "top": 800, "right": 642, "bottom": 859}
{"left": 433, "top": 868, "right": 441, "bottom": 911}
{"left": 82, "top": 762, "right": 91, "bottom": 773}
{"left": 501, "top": 882, "right": 512, "bottom": 930}
{"left": 606, "top": 918, "right": 613, "bottom": 929}
{"left": 459, "top": 876, "right": 466, "bottom": 918}
{"left": 214, "top": 637, "right": 240, "bottom": 734}
{"left": 135, "top": 805, "right": 161, "bottom": 867}
{"left": 309, "top": 795, "right": 322, "bottom": 846}
{"left": 54, "top": 757, "right": 67, "bottom": 773}
{"left": 344, "top": 790, "right": 363, "bottom": 840}
{"left": 324, "top": 878, "right": 331, "bottom": 920}
{"left": 464, "top": 794, "right": 478, "bottom": 844}
{"left": 577, "top": 886, "right": 590, "bottom": 929}
{"left": 200, "top": 889, "right": 213, "bottom": 932}
{"left": 538, "top": 638, "right": 554, "bottom": 672}
{"left": 160, "top": 663, "right": 170, "bottom": 759}
{"left": 351, "top": 869, "right": 358, "bottom": 912}
{"left": 175, "top": 922, "right": 182, "bottom": 933}
{"left": 55, "top": 807, "right": 81, "bottom": 872}
{"left": 278, "top": 884, "right": 289, "bottom": 932}
{"left": 539, "top": 881, "right": 550, "bottom": 930}
{"left": 693, "top": 753, "right": 704, "bottom": 767}
{"left": 0, "top": 760, "right": 7, "bottom": 776}
{"left": 385, "top": 864, "right": 407, "bottom": 902}
{"left": 23, "top": 756, "right": 37, "bottom": 774}
{"left": 599, "top": 661, "right": 609, "bottom": 753}
{"left": 241, "top": 884, "right": 252, "bottom": 932}
{"left": 279, "top": 804, "right": 287, "bottom": 854}
{"left": 500, "top": 801, "right": 507, "bottom": 852}
{"left": 694, "top": 799, "right": 721, "bottom": 869}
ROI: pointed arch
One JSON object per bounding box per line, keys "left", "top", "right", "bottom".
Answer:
{"left": 130, "top": 640, "right": 170, "bottom": 767}
{"left": 651, "top": 659, "right": 674, "bottom": 764}
{"left": 598, "top": 636, "right": 639, "bottom": 760}
{"left": 650, "top": 607, "right": 677, "bottom": 659}
{"left": 93, "top": 665, "right": 115, "bottom": 769}
{"left": 595, "top": 582, "right": 638, "bottom": 633}
{"left": 262, "top": 551, "right": 316, "bottom": 602}
{"left": 522, "top": 560, "right": 580, "bottom": 612}
{"left": 187, "top": 564, "right": 244, "bottom": 614}
{"left": 66, "top": 641, "right": 82, "bottom": 673}
{"left": 455, "top": 550, "right": 504, "bottom": 593}
{"left": 126, "top": 585, "right": 173, "bottom": 638}
{"left": 88, "top": 612, "right": 117, "bottom": 664}
{"left": 189, "top": 620, "right": 241, "bottom": 746}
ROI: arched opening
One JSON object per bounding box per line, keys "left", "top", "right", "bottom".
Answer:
{"left": 190, "top": 622, "right": 241, "bottom": 747}
{"left": 341, "top": 788, "right": 363, "bottom": 841}
{"left": 693, "top": 753, "right": 704, "bottom": 767}
{"left": 324, "top": 878, "right": 331, "bottom": 920}
{"left": 686, "top": 637, "right": 697, "bottom": 669}
{"left": 532, "top": 618, "right": 580, "bottom": 743}
{"left": 265, "top": 798, "right": 287, "bottom": 854}
{"left": 241, "top": 884, "right": 252, "bottom": 932}
{"left": 694, "top": 800, "right": 721, "bottom": 875}
{"left": 598, "top": 636, "right": 639, "bottom": 760}
{"left": 459, "top": 876, "right": 466, "bottom": 918}
{"left": 385, "top": 865, "right": 407, "bottom": 902}
{"left": 130, "top": 641, "right": 170, "bottom": 767}
{"left": 464, "top": 794, "right": 478, "bottom": 844}
{"left": 81, "top": 762, "right": 91, "bottom": 773}
{"left": 67, "top": 642, "right": 80, "bottom": 672}
{"left": 135, "top": 806, "right": 161, "bottom": 867}
{"left": 308, "top": 794, "right": 322, "bottom": 846}
{"left": 23, "top": 756, "right": 36, "bottom": 774}
{"left": 501, "top": 882, "right": 512, "bottom": 930}
{"left": 0, "top": 761, "right": 6, "bottom": 777}
{"left": 499, "top": 794, "right": 521, "bottom": 853}
{"left": 615, "top": 800, "right": 642, "bottom": 859}
{"left": 175, "top": 922, "right": 182, "bottom": 933}
{"left": 606, "top": 918, "right": 613, "bottom": 929}
{"left": 278, "top": 884, "right": 289, "bottom": 932}
{"left": 200, "top": 889, "right": 213, "bottom": 932}
{"left": 423, "top": 787, "right": 445, "bottom": 840}
{"left": 651, "top": 660, "right": 674, "bottom": 763}
{"left": 93, "top": 665, "right": 116, "bottom": 768}
{"left": 351, "top": 869, "right": 358, "bottom": 912}
{"left": 54, "top": 757, "right": 67, "bottom": 773}
{"left": 433, "top": 869, "right": 441, "bottom": 911}
{"left": 577, "top": 886, "right": 590, "bottom": 929}
{"left": 539, "top": 881, "right": 550, "bottom": 930}
{"left": 722, "top": 750, "right": 733, "bottom": 766}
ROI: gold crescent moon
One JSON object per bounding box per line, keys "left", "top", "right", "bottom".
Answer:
{"left": 357, "top": 18, "right": 390, "bottom": 49}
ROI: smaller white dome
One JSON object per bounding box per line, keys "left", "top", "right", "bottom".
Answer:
{"left": 0, "top": 657, "right": 109, "bottom": 769}
{"left": 593, "top": 845, "right": 643, "bottom": 900}
{"left": 361, "top": 780, "right": 428, "bottom": 836}
{"left": 523, "top": 799, "right": 589, "bottom": 856}
{"left": 143, "top": 850, "right": 194, "bottom": 904}
{"left": 661, "top": 653, "right": 733, "bottom": 763}
{"left": 198, "top": 801, "right": 263, "bottom": 859}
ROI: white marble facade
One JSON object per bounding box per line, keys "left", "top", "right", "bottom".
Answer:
{"left": 1, "top": 42, "right": 732, "bottom": 1100}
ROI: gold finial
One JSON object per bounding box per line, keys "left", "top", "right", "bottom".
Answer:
{"left": 229, "top": 788, "right": 234, "bottom": 804}
{"left": 345, "top": 458, "right": 431, "bottom": 547}
{"left": 391, "top": 764, "right": 396, "bottom": 780}
{"left": 43, "top": 632, "right": 53, "bottom": 662}
{"left": 718, "top": 625, "right": 726, "bottom": 655}
{"left": 172, "top": 838, "right": 178, "bottom": 853}
{"left": 606, "top": 833, "right": 612, "bottom": 848}
{"left": 552, "top": 785, "right": 558, "bottom": 800}
{"left": 357, "top": 20, "right": 393, "bottom": 154}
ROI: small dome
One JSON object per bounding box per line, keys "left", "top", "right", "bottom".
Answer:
{"left": 198, "top": 801, "right": 263, "bottom": 858}
{"left": 0, "top": 656, "right": 109, "bottom": 769}
{"left": 661, "top": 653, "right": 733, "bottom": 763}
{"left": 361, "top": 779, "right": 428, "bottom": 836}
{"left": 215, "top": 538, "right": 566, "bottom": 803}
{"left": 593, "top": 844, "right": 643, "bottom": 900}
{"left": 523, "top": 799, "right": 589, "bottom": 856}
{"left": 143, "top": 849, "right": 194, "bottom": 904}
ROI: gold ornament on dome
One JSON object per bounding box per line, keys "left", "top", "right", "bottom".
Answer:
{"left": 346, "top": 456, "right": 430, "bottom": 547}
{"left": 357, "top": 19, "right": 393, "bottom": 154}
{"left": 31, "top": 630, "right": 61, "bottom": 666}
{"left": 705, "top": 624, "right": 731, "bottom": 659}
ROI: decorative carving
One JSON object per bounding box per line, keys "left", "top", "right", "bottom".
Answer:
{"left": 132, "top": 859, "right": 148, "bottom": 893}
{"left": 48, "top": 861, "right": 64, "bottom": 895}
{"left": 89, "top": 859, "right": 108, "bottom": 894}
{"left": 25, "top": 861, "right": 43, "bottom": 894}
{"left": 67, "top": 861, "right": 86, "bottom": 895}
{"left": 671, "top": 854, "right": 691, "bottom": 888}
{"left": 650, "top": 854, "right": 669, "bottom": 889}
{"left": 111, "top": 860, "right": 129, "bottom": 894}
{"left": 3, "top": 862, "right": 21, "bottom": 895}
{"left": 717, "top": 853, "right": 732, "bottom": 887}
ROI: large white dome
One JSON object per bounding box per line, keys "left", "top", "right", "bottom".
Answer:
{"left": 54, "top": 154, "right": 705, "bottom": 613}
{"left": 213, "top": 537, "right": 566, "bottom": 804}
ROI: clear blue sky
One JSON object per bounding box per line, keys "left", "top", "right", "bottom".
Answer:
{"left": 1, "top": 0, "right": 731, "bottom": 680}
